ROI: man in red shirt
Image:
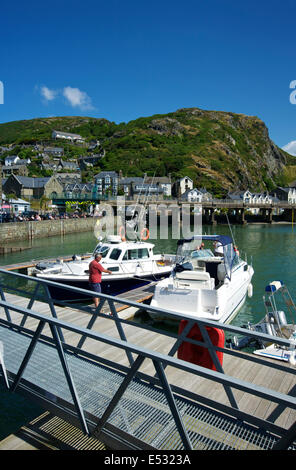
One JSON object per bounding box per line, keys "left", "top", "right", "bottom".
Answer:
{"left": 89, "top": 253, "right": 112, "bottom": 307}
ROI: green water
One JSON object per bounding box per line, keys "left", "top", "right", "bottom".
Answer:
{"left": 0, "top": 223, "right": 295, "bottom": 441}
{"left": 2, "top": 222, "right": 295, "bottom": 325}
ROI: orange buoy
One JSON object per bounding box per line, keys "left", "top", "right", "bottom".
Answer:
{"left": 118, "top": 226, "right": 126, "bottom": 241}
{"left": 140, "top": 227, "right": 149, "bottom": 241}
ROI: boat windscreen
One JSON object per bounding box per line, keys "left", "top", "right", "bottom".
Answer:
{"left": 191, "top": 249, "right": 214, "bottom": 259}
{"left": 176, "top": 236, "right": 236, "bottom": 279}
{"left": 224, "top": 243, "right": 235, "bottom": 279}
{"left": 93, "top": 244, "right": 110, "bottom": 258}
{"left": 175, "top": 237, "right": 203, "bottom": 263}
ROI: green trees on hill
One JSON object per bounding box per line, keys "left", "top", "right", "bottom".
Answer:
{"left": 0, "top": 109, "right": 294, "bottom": 195}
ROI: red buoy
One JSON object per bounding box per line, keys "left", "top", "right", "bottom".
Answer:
{"left": 177, "top": 320, "right": 224, "bottom": 371}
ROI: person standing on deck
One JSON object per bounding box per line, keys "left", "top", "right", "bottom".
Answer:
{"left": 89, "top": 253, "right": 112, "bottom": 308}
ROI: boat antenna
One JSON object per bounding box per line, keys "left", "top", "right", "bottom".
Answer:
{"left": 137, "top": 171, "right": 156, "bottom": 241}
{"left": 226, "top": 211, "right": 236, "bottom": 246}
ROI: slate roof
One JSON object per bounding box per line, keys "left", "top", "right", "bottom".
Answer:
{"left": 13, "top": 176, "right": 51, "bottom": 188}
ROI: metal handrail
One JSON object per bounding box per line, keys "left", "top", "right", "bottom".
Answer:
{"left": 0, "top": 268, "right": 296, "bottom": 449}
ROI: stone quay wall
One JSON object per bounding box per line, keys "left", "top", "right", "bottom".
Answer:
{"left": 0, "top": 217, "right": 99, "bottom": 243}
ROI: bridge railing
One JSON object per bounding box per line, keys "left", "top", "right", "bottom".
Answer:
{"left": 0, "top": 268, "right": 295, "bottom": 449}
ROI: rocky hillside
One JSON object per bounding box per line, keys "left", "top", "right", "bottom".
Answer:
{"left": 0, "top": 108, "right": 294, "bottom": 196}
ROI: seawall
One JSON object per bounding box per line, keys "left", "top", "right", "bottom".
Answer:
{"left": 0, "top": 217, "right": 99, "bottom": 243}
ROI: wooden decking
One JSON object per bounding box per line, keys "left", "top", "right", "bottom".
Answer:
{"left": 1, "top": 287, "right": 296, "bottom": 448}
{"left": 0, "top": 412, "right": 107, "bottom": 450}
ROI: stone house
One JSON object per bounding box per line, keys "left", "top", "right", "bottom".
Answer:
{"left": 118, "top": 177, "right": 144, "bottom": 197}
{"left": 145, "top": 176, "right": 172, "bottom": 197}
{"left": 3, "top": 174, "right": 63, "bottom": 200}
{"left": 57, "top": 173, "right": 82, "bottom": 186}
{"left": 41, "top": 158, "right": 79, "bottom": 173}
{"left": 2, "top": 164, "right": 28, "bottom": 177}
{"left": 131, "top": 182, "right": 163, "bottom": 199}
{"left": 63, "top": 183, "right": 94, "bottom": 197}
{"left": 43, "top": 147, "right": 64, "bottom": 157}
{"left": 94, "top": 171, "right": 119, "bottom": 196}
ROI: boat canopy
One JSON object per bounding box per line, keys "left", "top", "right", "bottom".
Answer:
{"left": 176, "top": 234, "right": 235, "bottom": 280}
{"left": 177, "top": 234, "right": 233, "bottom": 247}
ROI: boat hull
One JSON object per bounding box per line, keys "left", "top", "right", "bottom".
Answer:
{"left": 149, "top": 265, "right": 254, "bottom": 324}
{"left": 37, "top": 272, "right": 170, "bottom": 301}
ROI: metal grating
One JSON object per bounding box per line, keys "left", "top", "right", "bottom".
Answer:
{"left": 0, "top": 325, "right": 288, "bottom": 451}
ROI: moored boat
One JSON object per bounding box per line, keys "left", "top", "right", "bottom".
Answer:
{"left": 232, "top": 281, "right": 296, "bottom": 363}
{"left": 149, "top": 234, "right": 254, "bottom": 324}
{"left": 32, "top": 235, "right": 175, "bottom": 300}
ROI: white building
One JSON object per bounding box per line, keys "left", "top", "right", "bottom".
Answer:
{"left": 180, "top": 188, "right": 203, "bottom": 202}
{"left": 10, "top": 198, "right": 31, "bottom": 214}
{"left": 273, "top": 187, "right": 296, "bottom": 204}
{"left": 4, "top": 155, "right": 21, "bottom": 166}
{"left": 52, "top": 130, "right": 85, "bottom": 143}
{"left": 228, "top": 190, "right": 274, "bottom": 214}
{"left": 174, "top": 176, "right": 194, "bottom": 196}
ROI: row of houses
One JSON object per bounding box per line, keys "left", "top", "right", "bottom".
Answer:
{"left": 2, "top": 169, "right": 296, "bottom": 207}
{"left": 227, "top": 188, "right": 296, "bottom": 205}
{"left": 2, "top": 150, "right": 105, "bottom": 177}
{"left": 0, "top": 173, "right": 194, "bottom": 201}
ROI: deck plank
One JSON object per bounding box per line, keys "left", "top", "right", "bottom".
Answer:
{"left": 0, "top": 290, "right": 296, "bottom": 434}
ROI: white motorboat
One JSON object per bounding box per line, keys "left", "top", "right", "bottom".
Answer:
{"left": 233, "top": 281, "right": 296, "bottom": 363}
{"left": 149, "top": 234, "right": 254, "bottom": 324}
{"left": 32, "top": 235, "right": 175, "bottom": 300}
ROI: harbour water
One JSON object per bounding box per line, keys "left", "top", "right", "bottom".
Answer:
{"left": 0, "top": 222, "right": 296, "bottom": 441}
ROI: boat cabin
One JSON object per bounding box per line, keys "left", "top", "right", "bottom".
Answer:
{"left": 174, "top": 235, "right": 240, "bottom": 288}
{"left": 93, "top": 236, "right": 155, "bottom": 264}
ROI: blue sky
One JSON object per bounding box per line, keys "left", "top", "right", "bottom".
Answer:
{"left": 0, "top": 0, "right": 296, "bottom": 151}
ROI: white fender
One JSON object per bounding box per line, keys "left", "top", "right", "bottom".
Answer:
{"left": 288, "top": 351, "right": 296, "bottom": 366}
{"left": 247, "top": 283, "right": 253, "bottom": 298}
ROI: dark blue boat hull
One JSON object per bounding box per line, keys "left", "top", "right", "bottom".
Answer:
{"left": 45, "top": 274, "right": 168, "bottom": 302}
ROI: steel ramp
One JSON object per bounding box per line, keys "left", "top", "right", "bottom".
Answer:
{"left": 0, "top": 324, "right": 287, "bottom": 451}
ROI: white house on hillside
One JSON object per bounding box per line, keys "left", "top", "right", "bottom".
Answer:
{"left": 273, "top": 187, "right": 296, "bottom": 204}
{"left": 5, "top": 155, "right": 21, "bottom": 166}
{"left": 173, "top": 176, "right": 193, "bottom": 197}
{"left": 52, "top": 130, "right": 85, "bottom": 143}
{"left": 228, "top": 190, "right": 272, "bottom": 204}
{"left": 180, "top": 188, "right": 213, "bottom": 203}
{"left": 228, "top": 190, "right": 274, "bottom": 214}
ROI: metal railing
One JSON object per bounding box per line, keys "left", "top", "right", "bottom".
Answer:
{"left": 0, "top": 268, "right": 295, "bottom": 450}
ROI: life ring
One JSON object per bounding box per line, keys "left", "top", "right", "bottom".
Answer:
{"left": 140, "top": 227, "right": 149, "bottom": 241}
{"left": 118, "top": 226, "right": 126, "bottom": 241}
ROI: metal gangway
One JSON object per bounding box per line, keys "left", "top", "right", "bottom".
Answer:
{"left": 0, "top": 268, "right": 295, "bottom": 450}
